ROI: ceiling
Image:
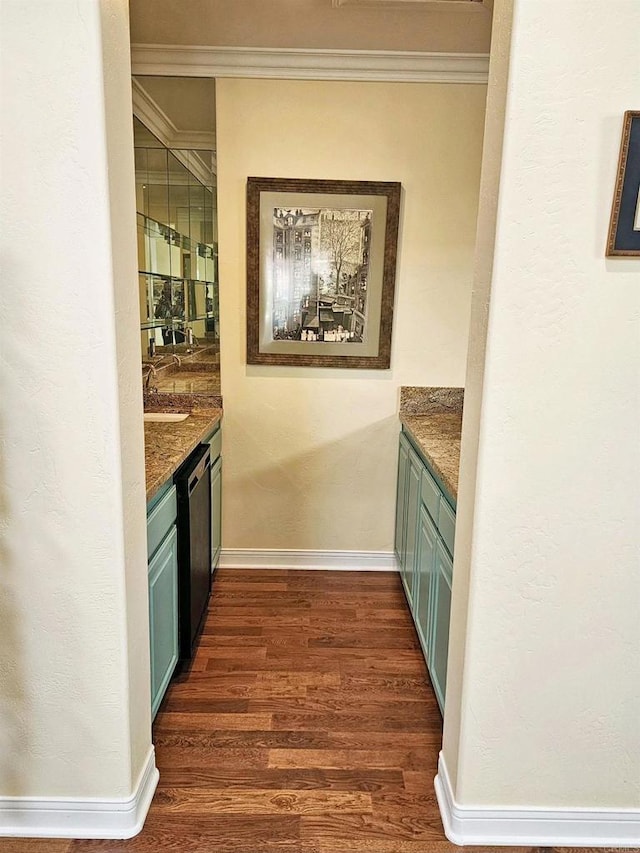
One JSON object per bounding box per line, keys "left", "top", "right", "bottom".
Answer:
{"left": 129, "top": 0, "right": 492, "bottom": 55}
{"left": 130, "top": 0, "right": 492, "bottom": 170}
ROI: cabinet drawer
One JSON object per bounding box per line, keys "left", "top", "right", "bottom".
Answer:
{"left": 147, "top": 484, "right": 177, "bottom": 560}
{"left": 420, "top": 467, "right": 440, "bottom": 525}
{"left": 438, "top": 498, "right": 456, "bottom": 557}
{"left": 206, "top": 425, "right": 222, "bottom": 463}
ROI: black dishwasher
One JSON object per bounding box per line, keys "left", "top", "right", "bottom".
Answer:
{"left": 175, "top": 443, "right": 212, "bottom": 661}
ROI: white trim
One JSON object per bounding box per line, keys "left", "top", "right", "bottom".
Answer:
{"left": 333, "top": 0, "right": 489, "bottom": 10}
{"left": 170, "top": 149, "right": 216, "bottom": 185}
{"left": 219, "top": 549, "right": 399, "bottom": 571}
{"left": 176, "top": 131, "right": 218, "bottom": 153}
{"left": 132, "top": 78, "right": 216, "bottom": 150}
{"left": 0, "top": 747, "right": 158, "bottom": 839}
{"left": 132, "top": 79, "right": 216, "bottom": 182}
{"left": 130, "top": 45, "right": 489, "bottom": 84}
{"left": 435, "top": 752, "right": 640, "bottom": 848}
{"left": 132, "top": 78, "right": 176, "bottom": 148}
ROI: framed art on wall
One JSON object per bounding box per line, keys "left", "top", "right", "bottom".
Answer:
{"left": 606, "top": 110, "right": 640, "bottom": 257}
{"left": 246, "top": 177, "right": 401, "bottom": 368}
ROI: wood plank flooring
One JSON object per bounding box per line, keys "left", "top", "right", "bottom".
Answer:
{"left": 1, "top": 570, "right": 598, "bottom": 853}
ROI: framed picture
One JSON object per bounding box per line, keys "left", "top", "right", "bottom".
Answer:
{"left": 247, "top": 177, "right": 401, "bottom": 368}
{"left": 606, "top": 110, "right": 640, "bottom": 257}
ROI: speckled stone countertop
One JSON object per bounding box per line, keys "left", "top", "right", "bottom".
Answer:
{"left": 153, "top": 370, "right": 221, "bottom": 396}
{"left": 142, "top": 344, "right": 221, "bottom": 400}
{"left": 399, "top": 387, "right": 463, "bottom": 504}
{"left": 145, "top": 408, "right": 222, "bottom": 502}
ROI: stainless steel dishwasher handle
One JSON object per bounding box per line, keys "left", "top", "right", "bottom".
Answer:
{"left": 188, "top": 455, "right": 210, "bottom": 493}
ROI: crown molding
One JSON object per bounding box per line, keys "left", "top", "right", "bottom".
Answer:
{"left": 177, "top": 130, "right": 217, "bottom": 150}
{"left": 132, "top": 79, "right": 216, "bottom": 151}
{"left": 132, "top": 79, "right": 216, "bottom": 182}
{"left": 131, "top": 45, "right": 489, "bottom": 84}
{"left": 333, "top": 0, "right": 489, "bottom": 10}
{"left": 132, "top": 78, "right": 175, "bottom": 147}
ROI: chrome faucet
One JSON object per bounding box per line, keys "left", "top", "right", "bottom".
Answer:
{"left": 144, "top": 365, "right": 157, "bottom": 391}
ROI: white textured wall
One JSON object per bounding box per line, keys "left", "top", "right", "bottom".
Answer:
{"left": 0, "top": 0, "right": 152, "bottom": 800}
{"left": 442, "top": 0, "right": 514, "bottom": 795}
{"left": 216, "top": 79, "right": 486, "bottom": 552}
{"left": 445, "top": 0, "right": 640, "bottom": 808}
{"left": 100, "top": 0, "right": 155, "bottom": 788}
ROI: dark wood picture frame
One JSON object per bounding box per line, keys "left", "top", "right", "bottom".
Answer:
{"left": 606, "top": 110, "right": 640, "bottom": 257}
{"left": 247, "top": 177, "right": 401, "bottom": 368}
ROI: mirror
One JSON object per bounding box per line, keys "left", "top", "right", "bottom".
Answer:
{"left": 132, "top": 76, "right": 220, "bottom": 399}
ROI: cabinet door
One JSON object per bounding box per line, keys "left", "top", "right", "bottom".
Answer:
{"left": 395, "top": 435, "right": 410, "bottom": 564}
{"left": 211, "top": 456, "right": 222, "bottom": 571}
{"left": 205, "top": 424, "right": 222, "bottom": 465}
{"left": 146, "top": 483, "right": 177, "bottom": 560}
{"left": 148, "top": 525, "right": 179, "bottom": 719}
{"left": 430, "top": 541, "right": 453, "bottom": 714}
{"left": 415, "top": 504, "right": 438, "bottom": 659}
{"left": 402, "top": 448, "right": 421, "bottom": 611}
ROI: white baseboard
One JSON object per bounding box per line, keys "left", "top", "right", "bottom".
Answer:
{"left": 219, "top": 548, "right": 399, "bottom": 572}
{"left": 0, "top": 746, "right": 158, "bottom": 839}
{"left": 435, "top": 752, "right": 640, "bottom": 847}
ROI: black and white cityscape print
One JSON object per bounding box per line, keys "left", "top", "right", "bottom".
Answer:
{"left": 271, "top": 206, "right": 372, "bottom": 343}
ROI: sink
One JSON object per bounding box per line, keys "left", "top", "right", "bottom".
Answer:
{"left": 143, "top": 412, "right": 189, "bottom": 423}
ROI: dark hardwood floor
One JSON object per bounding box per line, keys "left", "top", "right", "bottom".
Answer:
{"left": 2, "top": 570, "right": 597, "bottom": 853}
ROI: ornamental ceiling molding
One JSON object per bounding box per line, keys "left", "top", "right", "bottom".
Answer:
{"left": 132, "top": 78, "right": 216, "bottom": 151}
{"left": 132, "top": 78, "right": 217, "bottom": 182}
{"left": 130, "top": 45, "right": 490, "bottom": 85}
{"left": 332, "top": 0, "right": 488, "bottom": 8}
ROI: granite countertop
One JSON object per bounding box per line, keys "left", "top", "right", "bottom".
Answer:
{"left": 153, "top": 370, "right": 221, "bottom": 396}
{"left": 399, "top": 386, "right": 463, "bottom": 503}
{"left": 144, "top": 407, "right": 222, "bottom": 502}
{"left": 142, "top": 345, "right": 221, "bottom": 400}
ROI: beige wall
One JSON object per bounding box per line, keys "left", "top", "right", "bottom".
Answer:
{"left": 216, "top": 78, "right": 486, "bottom": 553}
{"left": 443, "top": 0, "right": 640, "bottom": 810}
{"left": 0, "top": 0, "right": 152, "bottom": 808}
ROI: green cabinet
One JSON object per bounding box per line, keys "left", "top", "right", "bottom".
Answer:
{"left": 148, "top": 525, "right": 179, "bottom": 718}
{"left": 395, "top": 437, "right": 409, "bottom": 564}
{"left": 211, "top": 455, "right": 222, "bottom": 569}
{"left": 395, "top": 428, "right": 456, "bottom": 715}
{"left": 146, "top": 420, "right": 222, "bottom": 718}
{"left": 430, "top": 541, "right": 453, "bottom": 711}
{"left": 403, "top": 447, "right": 421, "bottom": 610}
{"left": 415, "top": 503, "right": 438, "bottom": 659}
{"left": 395, "top": 434, "right": 422, "bottom": 611}
{"left": 203, "top": 423, "right": 222, "bottom": 572}
{"left": 146, "top": 482, "right": 179, "bottom": 719}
